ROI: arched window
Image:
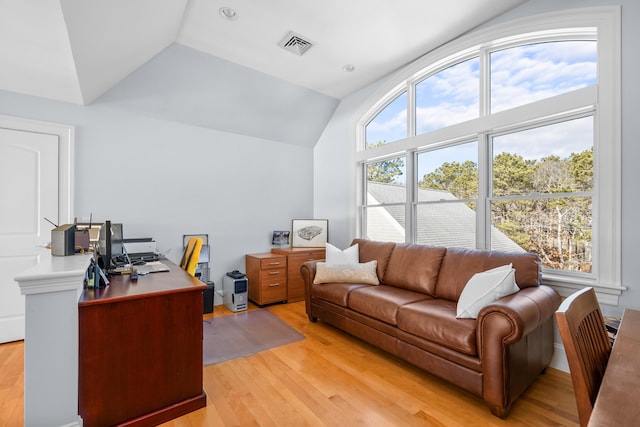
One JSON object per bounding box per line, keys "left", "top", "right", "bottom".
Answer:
{"left": 354, "top": 7, "right": 621, "bottom": 300}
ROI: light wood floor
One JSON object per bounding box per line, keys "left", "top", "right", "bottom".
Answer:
{"left": 0, "top": 301, "right": 579, "bottom": 427}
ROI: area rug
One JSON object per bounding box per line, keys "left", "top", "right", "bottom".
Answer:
{"left": 203, "top": 309, "right": 305, "bottom": 365}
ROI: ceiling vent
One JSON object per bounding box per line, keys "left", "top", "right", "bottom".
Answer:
{"left": 279, "top": 31, "right": 313, "bottom": 56}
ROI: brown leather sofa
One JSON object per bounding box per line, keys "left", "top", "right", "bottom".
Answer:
{"left": 301, "top": 239, "right": 560, "bottom": 418}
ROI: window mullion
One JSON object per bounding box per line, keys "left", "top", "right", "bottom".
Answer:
{"left": 359, "top": 162, "right": 367, "bottom": 238}
{"left": 477, "top": 47, "right": 490, "bottom": 250}
{"left": 406, "top": 83, "right": 416, "bottom": 244}
{"left": 406, "top": 150, "right": 416, "bottom": 243}
{"left": 407, "top": 82, "right": 416, "bottom": 138}
{"left": 479, "top": 47, "right": 490, "bottom": 118}
{"left": 477, "top": 133, "right": 490, "bottom": 249}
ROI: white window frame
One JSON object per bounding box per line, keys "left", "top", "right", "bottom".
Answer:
{"left": 351, "top": 6, "right": 621, "bottom": 303}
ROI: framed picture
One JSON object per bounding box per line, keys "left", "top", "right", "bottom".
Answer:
{"left": 291, "top": 219, "right": 328, "bottom": 248}
{"left": 272, "top": 230, "right": 290, "bottom": 246}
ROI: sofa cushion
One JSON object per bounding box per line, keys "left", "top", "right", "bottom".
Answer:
{"left": 435, "top": 247, "right": 540, "bottom": 302}
{"left": 456, "top": 264, "right": 519, "bottom": 319}
{"left": 311, "top": 282, "right": 371, "bottom": 307}
{"left": 397, "top": 299, "right": 478, "bottom": 356}
{"left": 313, "top": 261, "right": 379, "bottom": 285}
{"left": 382, "top": 243, "right": 446, "bottom": 295}
{"left": 351, "top": 239, "right": 396, "bottom": 279}
{"left": 326, "top": 242, "right": 359, "bottom": 264}
{"left": 348, "top": 285, "right": 430, "bottom": 326}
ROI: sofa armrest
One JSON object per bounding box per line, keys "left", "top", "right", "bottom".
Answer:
{"left": 478, "top": 285, "right": 560, "bottom": 346}
{"left": 300, "top": 260, "right": 319, "bottom": 321}
{"left": 477, "top": 285, "right": 560, "bottom": 417}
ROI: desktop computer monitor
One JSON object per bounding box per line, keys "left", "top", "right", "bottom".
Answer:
{"left": 97, "top": 221, "right": 123, "bottom": 270}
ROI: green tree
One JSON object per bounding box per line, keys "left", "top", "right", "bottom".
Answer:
{"left": 495, "top": 219, "right": 530, "bottom": 246}
{"left": 419, "top": 160, "right": 478, "bottom": 199}
{"left": 492, "top": 152, "right": 535, "bottom": 196}
{"left": 366, "top": 141, "right": 405, "bottom": 183}
{"left": 533, "top": 155, "right": 572, "bottom": 193}
{"left": 491, "top": 149, "right": 593, "bottom": 272}
{"left": 570, "top": 148, "right": 594, "bottom": 191}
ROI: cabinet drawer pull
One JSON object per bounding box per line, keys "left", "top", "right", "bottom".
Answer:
{"left": 268, "top": 262, "right": 281, "bottom": 265}
{"left": 269, "top": 271, "right": 280, "bottom": 275}
{"left": 269, "top": 283, "right": 280, "bottom": 287}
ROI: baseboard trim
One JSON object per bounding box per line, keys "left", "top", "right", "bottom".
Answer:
{"left": 550, "top": 343, "right": 569, "bottom": 373}
{"left": 0, "top": 315, "right": 25, "bottom": 343}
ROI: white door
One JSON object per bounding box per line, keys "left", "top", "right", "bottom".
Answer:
{"left": 0, "top": 117, "right": 73, "bottom": 343}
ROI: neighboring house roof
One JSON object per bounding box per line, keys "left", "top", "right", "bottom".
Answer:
{"left": 366, "top": 182, "right": 524, "bottom": 252}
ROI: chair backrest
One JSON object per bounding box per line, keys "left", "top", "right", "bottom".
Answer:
{"left": 179, "top": 237, "right": 203, "bottom": 277}
{"left": 555, "top": 287, "right": 611, "bottom": 427}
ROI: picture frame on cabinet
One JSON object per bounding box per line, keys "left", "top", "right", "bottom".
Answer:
{"left": 272, "top": 230, "right": 290, "bottom": 246}
{"left": 291, "top": 219, "right": 328, "bottom": 248}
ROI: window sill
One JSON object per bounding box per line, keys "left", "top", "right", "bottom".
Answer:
{"left": 542, "top": 273, "right": 625, "bottom": 306}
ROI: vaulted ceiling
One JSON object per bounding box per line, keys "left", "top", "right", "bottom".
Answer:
{"left": 1, "top": 0, "right": 526, "bottom": 105}
{"left": 1, "top": 1, "right": 528, "bottom": 147}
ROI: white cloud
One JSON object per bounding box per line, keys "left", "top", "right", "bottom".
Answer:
{"left": 493, "top": 117, "right": 592, "bottom": 160}
{"left": 416, "top": 103, "right": 478, "bottom": 132}
{"left": 490, "top": 41, "right": 596, "bottom": 112}
{"left": 368, "top": 40, "right": 596, "bottom": 153}
{"left": 366, "top": 108, "right": 407, "bottom": 144}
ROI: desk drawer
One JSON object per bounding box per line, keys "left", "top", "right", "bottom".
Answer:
{"left": 259, "top": 277, "right": 287, "bottom": 303}
{"left": 260, "top": 257, "right": 286, "bottom": 269}
{"left": 259, "top": 268, "right": 286, "bottom": 282}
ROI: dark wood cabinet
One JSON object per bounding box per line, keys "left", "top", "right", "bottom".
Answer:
{"left": 78, "top": 261, "right": 207, "bottom": 426}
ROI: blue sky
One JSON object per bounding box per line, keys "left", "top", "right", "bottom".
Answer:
{"left": 365, "top": 40, "right": 597, "bottom": 180}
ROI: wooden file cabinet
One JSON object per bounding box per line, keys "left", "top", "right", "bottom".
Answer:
{"left": 271, "top": 247, "right": 325, "bottom": 303}
{"left": 246, "top": 253, "right": 288, "bottom": 305}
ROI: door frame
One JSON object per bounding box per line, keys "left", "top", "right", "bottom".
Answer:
{"left": 0, "top": 114, "right": 74, "bottom": 224}
{"left": 0, "top": 114, "right": 74, "bottom": 342}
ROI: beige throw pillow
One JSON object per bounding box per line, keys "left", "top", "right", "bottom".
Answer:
{"left": 313, "top": 260, "right": 379, "bottom": 285}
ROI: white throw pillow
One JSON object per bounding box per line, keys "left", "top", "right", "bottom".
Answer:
{"left": 326, "top": 242, "right": 359, "bottom": 265}
{"left": 456, "top": 264, "right": 519, "bottom": 319}
{"left": 313, "top": 261, "right": 379, "bottom": 285}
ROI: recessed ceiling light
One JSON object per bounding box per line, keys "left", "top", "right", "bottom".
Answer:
{"left": 343, "top": 64, "right": 356, "bottom": 72}
{"left": 219, "top": 7, "right": 238, "bottom": 21}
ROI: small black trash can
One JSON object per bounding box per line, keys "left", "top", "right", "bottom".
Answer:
{"left": 203, "top": 281, "right": 215, "bottom": 314}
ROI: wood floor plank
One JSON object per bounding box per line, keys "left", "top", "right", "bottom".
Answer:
{"left": 0, "top": 341, "right": 24, "bottom": 427}
{"left": 249, "top": 353, "right": 335, "bottom": 426}
{"left": 1, "top": 301, "right": 579, "bottom": 426}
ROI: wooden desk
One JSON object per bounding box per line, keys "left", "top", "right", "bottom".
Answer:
{"left": 78, "top": 261, "right": 207, "bottom": 426}
{"left": 588, "top": 308, "right": 640, "bottom": 426}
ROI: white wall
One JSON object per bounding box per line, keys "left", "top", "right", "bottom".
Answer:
{"left": 0, "top": 89, "right": 314, "bottom": 291}
{"left": 94, "top": 44, "right": 339, "bottom": 149}
{"left": 313, "top": 81, "right": 382, "bottom": 250}
{"left": 314, "top": 0, "right": 640, "bottom": 314}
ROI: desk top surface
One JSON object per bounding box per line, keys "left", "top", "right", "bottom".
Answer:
{"left": 79, "top": 259, "right": 206, "bottom": 306}
{"left": 588, "top": 308, "right": 640, "bottom": 426}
